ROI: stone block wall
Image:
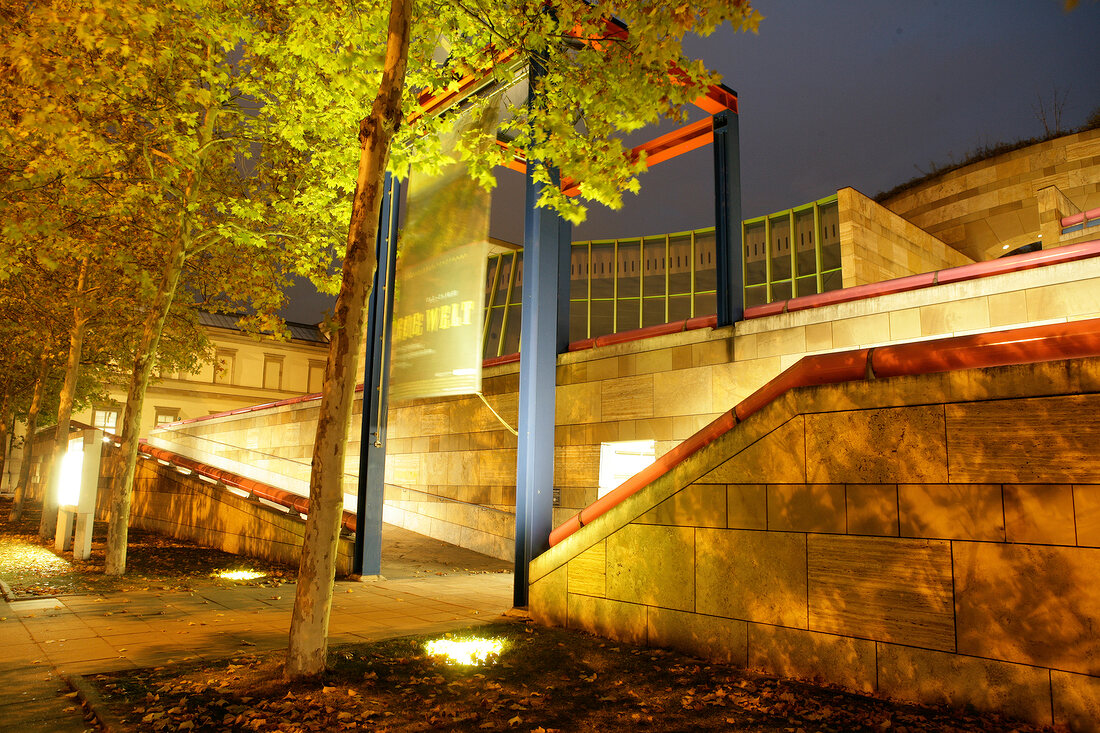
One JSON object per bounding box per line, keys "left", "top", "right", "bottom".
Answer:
{"left": 158, "top": 254, "right": 1100, "bottom": 563}
{"left": 881, "top": 128, "right": 1100, "bottom": 261}
{"left": 92, "top": 447, "right": 354, "bottom": 574}
{"left": 837, "top": 186, "right": 973, "bottom": 287}
{"left": 528, "top": 358, "right": 1100, "bottom": 732}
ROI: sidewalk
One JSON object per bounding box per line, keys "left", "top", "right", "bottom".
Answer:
{"left": 0, "top": 573, "right": 514, "bottom": 731}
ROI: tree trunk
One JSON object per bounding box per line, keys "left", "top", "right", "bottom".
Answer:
{"left": 10, "top": 348, "right": 49, "bottom": 523}
{"left": 39, "top": 258, "right": 89, "bottom": 540}
{"left": 286, "top": 0, "right": 412, "bottom": 680}
{"left": 0, "top": 389, "right": 12, "bottom": 494}
{"left": 105, "top": 239, "right": 188, "bottom": 575}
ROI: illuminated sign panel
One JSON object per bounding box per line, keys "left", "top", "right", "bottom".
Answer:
{"left": 58, "top": 436, "right": 85, "bottom": 509}
{"left": 598, "top": 440, "right": 657, "bottom": 499}
{"left": 389, "top": 99, "right": 505, "bottom": 402}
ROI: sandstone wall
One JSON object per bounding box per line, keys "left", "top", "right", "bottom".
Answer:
{"left": 529, "top": 357, "right": 1100, "bottom": 732}
{"left": 158, "top": 254, "right": 1100, "bottom": 562}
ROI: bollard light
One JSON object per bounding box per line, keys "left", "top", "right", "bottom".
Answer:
{"left": 57, "top": 437, "right": 85, "bottom": 508}
{"left": 54, "top": 429, "right": 103, "bottom": 559}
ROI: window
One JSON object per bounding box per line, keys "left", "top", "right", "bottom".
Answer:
{"left": 92, "top": 408, "right": 120, "bottom": 434}
{"left": 263, "top": 355, "right": 284, "bottom": 390}
{"left": 154, "top": 407, "right": 180, "bottom": 427}
{"left": 307, "top": 360, "right": 325, "bottom": 394}
{"left": 214, "top": 349, "right": 236, "bottom": 385}
{"left": 598, "top": 440, "right": 656, "bottom": 499}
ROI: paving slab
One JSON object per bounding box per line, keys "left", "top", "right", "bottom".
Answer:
{"left": 1, "top": 523, "right": 513, "bottom": 731}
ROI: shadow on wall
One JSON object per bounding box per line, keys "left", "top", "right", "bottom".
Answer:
{"left": 538, "top": 355, "right": 1100, "bottom": 731}
{"left": 93, "top": 443, "right": 354, "bottom": 574}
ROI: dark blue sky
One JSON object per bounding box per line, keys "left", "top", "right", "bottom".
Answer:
{"left": 283, "top": 0, "right": 1100, "bottom": 323}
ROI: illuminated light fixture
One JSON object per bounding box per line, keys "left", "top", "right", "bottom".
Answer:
{"left": 216, "top": 569, "right": 266, "bottom": 581}
{"left": 55, "top": 430, "right": 103, "bottom": 560}
{"left": 598, "top": 440, "right": 656, "bottom": 499}
{"left": 424, "top": 637, "right": 505, "bottom": 666}
{"left": 57, "top": 438, "right": 86, "bottom": 507}
{"left": 1002, "top": 244, "right": 1011, "bottom": 250}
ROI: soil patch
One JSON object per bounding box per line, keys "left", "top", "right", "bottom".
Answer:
{"left": 86, "top": 621, "right": 1052, "bottom": 733}
{"left": 0, "top": 498, "right": 296, "bottom": 597}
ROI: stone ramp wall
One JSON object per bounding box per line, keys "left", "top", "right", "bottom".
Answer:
{"left": 150, "top": 250, "right": 1100, "bottom": 565}
{"left": 529, "top": 357, "right": 1100, "bottom": 732}
{"left": 93, "top": 448, "right": 354, "bottom": 575}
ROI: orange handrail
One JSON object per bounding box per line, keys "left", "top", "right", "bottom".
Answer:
{"left": 138, "top": 444, "right": 357, "bottom": 533}
{"left": 746, "top": 239, "right": 1100, "bottom": 319}
{"left": 548, "top": 317, "right": 1100, "bottom": 547}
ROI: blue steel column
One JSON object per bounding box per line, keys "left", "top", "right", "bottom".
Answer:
{"left": 354, "top": 173, "right": 401, "bottom": 577}
{"left": 713, "top": 110, "right": 744, "bottom": 326}
{"left": 513, "top": 167, "right": 569, "bottom": 608}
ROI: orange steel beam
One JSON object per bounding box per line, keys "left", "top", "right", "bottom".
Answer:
{"left": 412, "top": 13, "right": 738, "bottom": 194}
{"left": 633, "top": 117, "right": 715, "bottom": 167}
{"left": 410, "top": 49, "right": 519, "bottom": 124}
{"left": 692, "top": 85, "right": 739, "bottom": 115}
{"left": 507, "top": 117, "right": 716, "bottom": 197}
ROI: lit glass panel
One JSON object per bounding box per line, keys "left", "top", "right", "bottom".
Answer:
{"left": 589, "top": 298, "right": 614, "bottom": 339}
{"left": 694, "top": 291, "right": 716, "bottom": 317}
{"left": 589, "top": 242, "right": 615, "bottom": 300}
{"left": 616, "top": 238, "right": 641, "bottom": 299}
{"left": 501, "top": 304, "right": 522, "bottom": 355}
{"left": 642, "top": 236, "right": 666, "bottom": 298}
{"left": 668, "top": 294, "right": 691, "bottom": 322}
{"left": 822, "top": 269, "right": 844, "bottom": 293}
{"left": 744, "top": 222, "right": 767, "bottom": 286}
{"left": 569, "top": 245, "right": 589, "bottom": 301}
{"left": 795, "top": 275, "right": 817, "bottom": 298}
{"left": 616, "top": 297, "right": 641, "bottom": 332}
{"left": 794, "top": 208, "right": 817, "bottom": 278}
{"left": 642, "top": 296, "right": 666, "bottom": 328}
{"left": 769, "top": 216, "right": 791, "bottom": 282}
{"left": 667, "top": 234, "right": 692, "bottom": 296}
{"left": 745, "top": 284, "right": 768, "bottom": 307}
{"left": 483, "top": 306, "right": 505, "bottom": 359}
{"left": 569, "top": 300, "right": 589, "bottom": 341}
{"left": 820, "top": 202, "right": 841, "bottom": 272}
{"left": 694, "top": 230, "right": 717, "bottom": 298}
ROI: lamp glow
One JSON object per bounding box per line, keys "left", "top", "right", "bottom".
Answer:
{"left": 216, "top": 569, "right": 266, "bottom": 581}
{"left": 424, "top": 637, "right": 505, "bottom": 666}
{"left": 598, "top": 440, "right": 656, "bottom": 499}
{"left": 57, "top": 438, "right": 85, "bottom": 508}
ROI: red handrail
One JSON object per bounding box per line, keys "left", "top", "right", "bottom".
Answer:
{"left": 1062, "top": 207, "right": 1100, "bottom": 228}
{"left": 138, "top": 444, "right": 357, "bottom": 533}
{"left": 548, "top": 317, "right": 1100, "bottom": 547}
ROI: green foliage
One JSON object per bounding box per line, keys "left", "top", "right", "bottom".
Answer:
{"left": 380, "top": 1, "right": 762, "bottom": 224}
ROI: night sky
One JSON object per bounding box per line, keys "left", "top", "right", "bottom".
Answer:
{"left": 281, "top": 0, "right": 1100, "bottom": 324}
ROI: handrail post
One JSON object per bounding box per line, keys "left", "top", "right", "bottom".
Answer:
{"left": 513, "top": 58, "right": 572, "bottom": 607}
{"left": 713, "top": 109, "right": 744, "bottom": 326}
{"left": 354, "top": 173, "right": 401, "bottom": 577}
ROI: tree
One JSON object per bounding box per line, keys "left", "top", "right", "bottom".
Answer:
{"left": 2, "top": 0, "right": 350, "bottom": 572}
{"left": 283, "top": 0, "right": 760, "bottom": 678}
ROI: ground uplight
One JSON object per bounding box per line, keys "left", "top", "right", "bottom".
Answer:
{"left": 424, "top": 637, "right": 506, "bottom": 666}
{"left": 215, "top": 569, "right": 267, "bottom": 581}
